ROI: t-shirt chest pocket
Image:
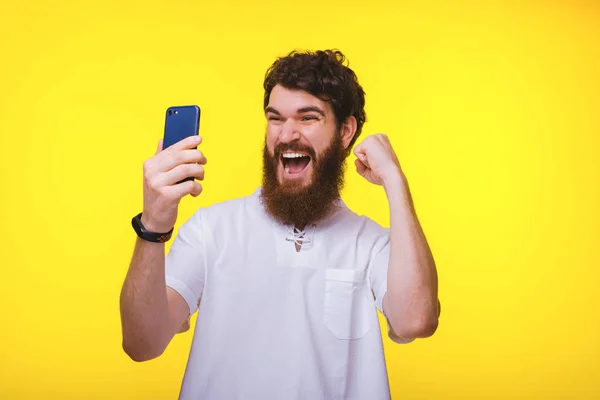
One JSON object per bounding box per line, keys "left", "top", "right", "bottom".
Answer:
{"left": 323, "top": 268, "right": 375, "bottom": 340}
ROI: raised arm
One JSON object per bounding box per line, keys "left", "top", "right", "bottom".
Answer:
{"left": 354, "top": 133, "right": 439, "bottom": 340}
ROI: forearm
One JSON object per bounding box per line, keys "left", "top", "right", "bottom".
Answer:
{"left": 383, "top": 172, "right": 439, "bottom": 338}
{"left": 119, "top": 238, "right": 172, "bottom": 361}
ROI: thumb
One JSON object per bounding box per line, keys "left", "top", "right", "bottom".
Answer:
{"left": 155, "top": 139, "right": 164, "bottom": 155}
{"left": 353, "top": 144, "right": 367, "bottom": 164}
{"left": 355, "top": 158, "right": 368, "bottom": 176}
{"left": 356, "top": 151, "right": 369, "bottom": 168}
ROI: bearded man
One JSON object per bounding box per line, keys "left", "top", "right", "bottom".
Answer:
{"left": 120, "top": 49, "right": 441, "bottom": 400}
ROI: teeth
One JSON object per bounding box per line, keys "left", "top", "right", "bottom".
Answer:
{"left": 282, "top": 152, "right": 307, "bottom": 158}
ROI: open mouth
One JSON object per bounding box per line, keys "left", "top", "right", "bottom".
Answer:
{"left": 281, "top": 152, "right": 312, "bottom": 176}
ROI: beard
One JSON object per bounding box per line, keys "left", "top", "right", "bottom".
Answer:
{"left": 260, "top": 133, "right": 347, "bottom": 228}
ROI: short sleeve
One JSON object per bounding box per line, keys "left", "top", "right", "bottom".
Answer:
{"left": 165, "top": 210, "right": 207, "bottom": 317}
{"left": 367, "top": 231, "right": 415, "bottom": 344}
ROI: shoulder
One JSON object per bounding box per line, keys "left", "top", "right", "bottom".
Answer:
{"left": 205, "top": 190, "right": 258, "bottom": 214}
{"left": 326, "top": 201, "right": 390, "bottom": 251}
{"left": 185, "top": 187, "right": 263, "bottom": 227}
{"left": 333, "top": 202, "right": 389, "bottom": 237}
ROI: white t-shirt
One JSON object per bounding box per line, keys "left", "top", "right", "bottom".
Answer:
{"left": 165, "top": 187, "right": 413, "bottom": 400}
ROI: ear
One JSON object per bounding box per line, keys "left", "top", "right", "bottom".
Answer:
{"left": 340, "top": 116, "right": 357, "bottom": 150}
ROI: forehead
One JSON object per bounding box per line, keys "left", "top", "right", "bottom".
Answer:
{"left": 267, "top": 84, "right": 333, "bottom": 115}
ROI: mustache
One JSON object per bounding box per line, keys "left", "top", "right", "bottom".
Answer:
{"left": 274, "top": 142, "right": 316, "bottom": 161}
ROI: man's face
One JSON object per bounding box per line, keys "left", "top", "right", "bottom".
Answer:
{"left": 264, "top": 84, "right": 339, "bottom": 188}
{"left": 260, "top": 84, "right": 351, "bottom": 227}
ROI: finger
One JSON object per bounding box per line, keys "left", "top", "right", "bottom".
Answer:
{"left": 353, "top": 144, "right": 370, "bottom": 165}
{"left": 356, "top": 152, "right": 369, "bottom": 168}
{"left": 169, "top": 180, "right": 203, "bottom": 200}
{"left": 159, "top": 163, "right": 205, "bottom": 186}
{"left": 166, "top": 135, "right": 202, "bottom": 152}
{"left": 353, "top": 143, "right": 363, "bottom": 157}
{"left": 189, "top": 181, "right": 203, "bottom": 197}
{"left": 355, "top": 158, "right": 368, "bottom": 175}
{"left": 155, "top": 139, "right": 164, "bottom": 155}
{"left": 160, "top": 149, "right": 207, "bottom": 173}
{"left": 183, "top": 149, "right": 207, "bottom": 165}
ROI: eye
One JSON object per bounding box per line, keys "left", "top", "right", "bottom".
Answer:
{"left": 268, "top": 116, "right": 282, "bottom": 121}
{"left": 301, "top": 115, "right": 318, "bottom": 121}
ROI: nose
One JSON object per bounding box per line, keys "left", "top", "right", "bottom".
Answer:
{"left": 279, "top": 119, "right": 301, "bottom": 143}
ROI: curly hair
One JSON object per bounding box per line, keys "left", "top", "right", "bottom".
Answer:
{"left": 263, "top": 49, "right": 367, "bottom": 153}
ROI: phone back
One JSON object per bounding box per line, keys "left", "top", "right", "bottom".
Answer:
{"left": 162, "top": 105, "right": 201, "bottom": 150}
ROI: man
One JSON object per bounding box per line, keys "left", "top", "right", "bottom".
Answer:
{"left": 120, "top": 49, "right": 440, "bottom": 400}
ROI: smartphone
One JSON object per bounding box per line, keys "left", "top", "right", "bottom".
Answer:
{"left": 162, "top": 105, "right": 201, "bottom": 183}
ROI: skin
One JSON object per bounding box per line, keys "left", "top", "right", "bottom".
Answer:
{"left": 120, "top": 137, "right": 206, "bottom": 361}
{"left": 119, "top": 84, "right": 439, "bottom": 362}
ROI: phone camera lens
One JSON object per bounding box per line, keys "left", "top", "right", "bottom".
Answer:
{"left": 168, "top": 110, "right": 173, "bottom": 116}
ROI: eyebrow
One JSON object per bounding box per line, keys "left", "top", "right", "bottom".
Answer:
{"left": 265, "top": 107, "right": 281, "bottom": 115}
{"left": 298, "top": 106, "right": 325, "bottom": 117}
{"left": 265, "top": 106, "right": 326, "bottom": 117}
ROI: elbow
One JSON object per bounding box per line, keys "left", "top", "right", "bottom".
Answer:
{"left": 417, "top": 316, "right": 439, "bottom": 338}
{"left": 122, "top": 339, "right": 164, "bottom": 362}
{"left": 391, "top": 314, "right": 439, "bottom": 339}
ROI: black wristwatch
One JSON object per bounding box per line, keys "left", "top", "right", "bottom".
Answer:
{"left": 131, "top": 213, "right": 173, "bottom": 243}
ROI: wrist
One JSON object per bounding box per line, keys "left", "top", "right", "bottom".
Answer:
{"left": 140, "top": 213, "right": 173, "bottom": 234}
{"left": 132, "top": 213, "right": 174, "bottom": 243}
{"left": 382, "top": 170, "right": 413, "bottom": 209}
{"left": 381, "top": 166, "right": 406, "bottom": 192}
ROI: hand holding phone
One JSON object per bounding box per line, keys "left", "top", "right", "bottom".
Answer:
{"left": 163, "top": 105, "right": 201, "bottom": 183}
{"left": 140, "top": 105, "right": 206, "bottom": 233}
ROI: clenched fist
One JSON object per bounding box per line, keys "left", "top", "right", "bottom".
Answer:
{"left": 141, "top": 135, "right": 207, "bottom": 233}
{"left": 353, "top": 133, "right": 402, "bottom": 186}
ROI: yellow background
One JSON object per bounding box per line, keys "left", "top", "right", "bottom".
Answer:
{"left": 1, "top": 0, "right": 598, "bottom": 398}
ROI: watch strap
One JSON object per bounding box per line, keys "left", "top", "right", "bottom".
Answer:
{"left": 131, "top": 213, "right": 173, "bottom": 243}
